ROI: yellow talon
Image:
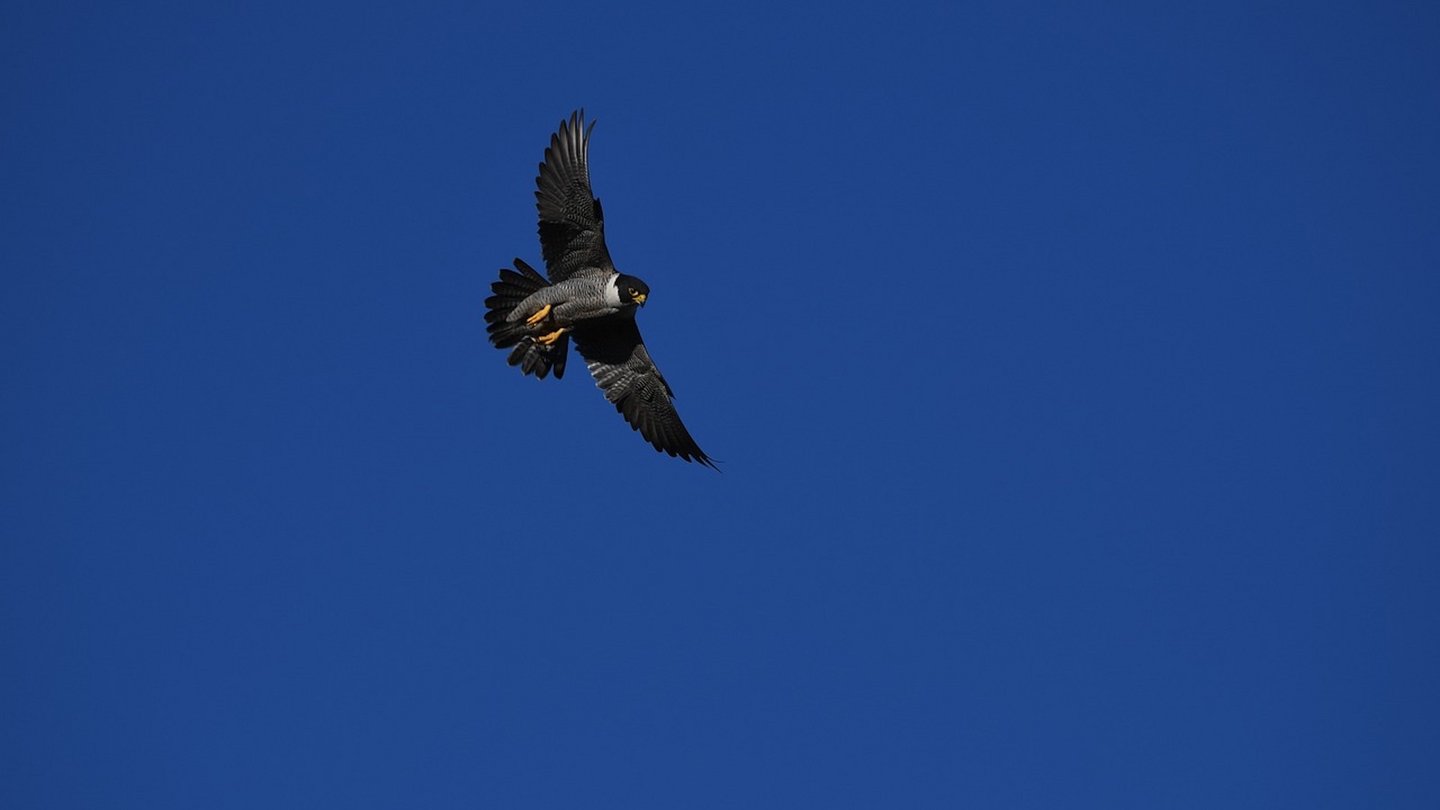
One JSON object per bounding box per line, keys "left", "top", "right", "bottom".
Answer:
{"left": 525, "top": 304, "right": 552, "bottom": 326}
{"left": 536, "top": 328, "right": 567, "bottom": 346}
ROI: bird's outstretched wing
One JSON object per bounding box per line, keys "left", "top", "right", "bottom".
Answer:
{"left": 572, "top": 319, "right": 716, "bottom": 469}
{"left": 535, "top": 110, "right": 614, "bottom": 283}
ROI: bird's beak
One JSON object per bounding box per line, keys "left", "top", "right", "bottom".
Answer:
{"left": 634, "top": 293, "right": 647, "bottom": 306}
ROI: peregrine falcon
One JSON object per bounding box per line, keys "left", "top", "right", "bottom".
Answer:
{"left": 484, "top": 111, "right": 717, "bottom": 469}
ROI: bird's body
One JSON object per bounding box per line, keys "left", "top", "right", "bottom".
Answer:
{"left": 507, "top": 272, "right": 629, "bottom": 330}
{"left": 483, "top": 111, "right": 716, "bottom": 469}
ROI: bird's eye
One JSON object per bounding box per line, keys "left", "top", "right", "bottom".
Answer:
{"left": 628, "top": 288, "right": 638, "bottom": 296}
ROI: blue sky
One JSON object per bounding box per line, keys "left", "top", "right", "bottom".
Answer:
{"left": 3, "top": 1, "right": 1438, "bottom": 807}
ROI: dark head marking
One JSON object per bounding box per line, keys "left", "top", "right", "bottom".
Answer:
{"left": 616, "top": 273, "right": 649, "bottom": 306}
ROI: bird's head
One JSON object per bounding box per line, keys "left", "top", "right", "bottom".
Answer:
{"left": 617, "top": 274, "right": 649, "bottom": 307}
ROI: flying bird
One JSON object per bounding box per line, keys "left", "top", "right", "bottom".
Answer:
{"left": 484, "top": 111, "right": 717, "bottom": 469}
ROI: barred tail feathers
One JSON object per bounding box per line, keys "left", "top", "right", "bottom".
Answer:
{"left": 484, "top": 260, "right": 546, "bottom": 348}
{"left": 484, "top": 258, "right": 568, "bottom": 380}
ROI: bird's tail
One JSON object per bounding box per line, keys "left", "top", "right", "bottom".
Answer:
{"left": 484, "top": 258, "right": 569, "bottom": 380}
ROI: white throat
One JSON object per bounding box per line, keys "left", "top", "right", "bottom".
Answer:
{"left": 603, "top": 275, "right": 622, "bottom": 307}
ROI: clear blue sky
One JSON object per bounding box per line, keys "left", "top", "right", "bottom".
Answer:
{"left": 3, "top": 1, "right": 1438, "bottom": 807}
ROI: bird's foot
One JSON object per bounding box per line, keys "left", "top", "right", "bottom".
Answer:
{"left": 535, "top": 328, "right": 568, "bottom": 346}
{"left": 525, "top": 304, "right": 552, "bottom": 326}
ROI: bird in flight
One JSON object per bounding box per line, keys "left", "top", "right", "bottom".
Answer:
{"left": 484, "top": 110, "right": 717, "bottom": 469}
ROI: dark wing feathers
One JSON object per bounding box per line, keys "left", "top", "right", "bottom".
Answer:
{"left": 572, "top": 320, "right": 717, "bottom": 469}
{"left": 535, "top": 110, "right": 613, "bottom": 282}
